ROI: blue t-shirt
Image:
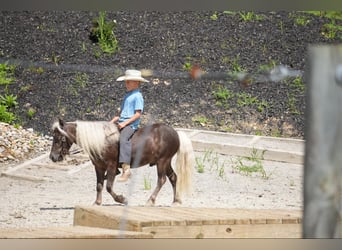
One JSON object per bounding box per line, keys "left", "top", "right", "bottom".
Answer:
{"left": 118, "top": 89, "right": 144, "bottom": 130}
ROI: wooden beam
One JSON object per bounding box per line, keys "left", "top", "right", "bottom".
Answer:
{"left": 303, "top": 45, "right": 342, "bottom": 238}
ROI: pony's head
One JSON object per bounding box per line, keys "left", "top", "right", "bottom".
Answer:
{"left": 49, "top": 118, "right": 75, "bottom": 162}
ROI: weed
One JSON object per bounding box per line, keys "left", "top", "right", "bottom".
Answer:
{"left": 212, "top": 84, "right": 269, "bottom": 113}
{"left": 257, "top": 100, "right": 270, "bottom": 113}
{"left": 230, "top": 55, "right": 245, "bottom": 73}
{"left": 258, "top": 60, "right": 277, "bottom": 73}
{"left": 81, "top": 42, "right": 87, "bottom": 52}
{"left": 238, "top": 11, "right": 264, "bottom": 22}
{"left": 212, "top": 85, "right": 234, "bottom": 101}
{"left": 210, "top": 12, "right": 218, "bottom": 21}
{"left": 143, "top": 175, "right": 152, "bottom": 190}
{"left": 321, "top": 21, "right": 342, "bottom": 39}
{"left": 270, "top": 128, "right": 281, "bottom": 137}
{"left": 27, "top": 108, "right": 36, "bottom": 119}
{"left": 291, "top": 77, "right": 305, "bottom": 93}
{"left": 195, "top": 149, "right": 228, "bottom": 180}
{"left": 195, "top": 157, "right": 205, "bottom": 173}
{"left": 223, "top": 11, "right": 236, "bottom": 15}
{"left": 302, "top": 11, "right": 342, "bottom": 39}
{"left": 20, "top": 84, "right": 33, "bottom": 93}
{"left": 192, "top": 115, "right": 208, "bottom": 126}
{"left": 288, "top": 94, "right": 301, "bottom": 115}
{"left": 183, "top": 56, "right": 193, "bottom": 71}
{"left": 25, "top": 66, "right": 44, "bottom": 74}
{"left": 0, "top": 104, "right": 16, "bottom": 123}
{"left": 0, "top": 63, "right": 15, "bottom": 91}
{"left": 295, "top": 16, "right": 311, "bottom": 26}
{"left": 231, "top": 148, "right": 269, "bottom": 179}
{"left": 0, "top": 94, "right": 18, "bottom": 108}
{"left": 236, "top": 92, "right": 258, "bottom": 107}
{"left": 0, "top": 63, "right": 17, "bottom": 124}
{"left": 90, "top": 11, "right": 118, "bottom": 54}
{"left": 75, "top": 73, "right": 89, "bottom": 88}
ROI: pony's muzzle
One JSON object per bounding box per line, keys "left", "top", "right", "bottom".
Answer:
{"left": 49, "top": 152, "right": 63, "bottom": 162}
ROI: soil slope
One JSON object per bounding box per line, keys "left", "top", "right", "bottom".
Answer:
{"left": 1, "top": 11, "right": 341, "bottom": 137}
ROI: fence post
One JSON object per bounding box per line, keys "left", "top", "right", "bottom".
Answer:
{"left": 303, "top": 45, "right": 342, "bottom": 238}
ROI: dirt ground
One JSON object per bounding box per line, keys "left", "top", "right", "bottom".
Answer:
{"left": 0, "top": 146, "right": 303, "bottom": 229}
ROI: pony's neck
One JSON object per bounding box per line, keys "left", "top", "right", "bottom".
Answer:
{"left": 65, "top": 122, "right": 77, "bottom": 144}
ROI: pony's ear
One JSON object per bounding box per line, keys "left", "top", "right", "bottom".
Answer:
{"left": 58, "top": 117, "right": 65, "bottom": 128}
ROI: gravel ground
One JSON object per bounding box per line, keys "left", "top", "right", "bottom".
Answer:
{"left": 0, "top": 147, "right": 303, "bottom": 229}
{"left": 1, "top": 11, "right": 341, "bottom": 138}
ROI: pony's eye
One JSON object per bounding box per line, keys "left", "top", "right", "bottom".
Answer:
{"left": 61, "top": 136, "right": 66, "bottom": 142}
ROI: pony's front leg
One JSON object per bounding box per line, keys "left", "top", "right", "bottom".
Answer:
{"left": 106, "top": 163, "right": 128, "bottom": 205}
{"left": 94, "top": 167, "right": 105, "bottom": 205}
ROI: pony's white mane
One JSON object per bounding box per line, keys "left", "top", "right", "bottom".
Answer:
{"left": 52, "top": 120, "right": 119, "bottom": 161}
{"left": 75, "top": 121, "right": 119, "bottom": 160}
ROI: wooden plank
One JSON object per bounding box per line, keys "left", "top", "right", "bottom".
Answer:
{"left": 1, "top": 153, "right": 49, "bottom": 174}
{"left": 141, "top": 223, "right": 302, "bottom": 238}
{"left": 73, "top": 205, "right": 302, "bottom": 238}
{"left": 0, "top": 226, "right": 153, "bottom": 239}
{"left": 0, "top": 172, "right": 51, "bottom": 182}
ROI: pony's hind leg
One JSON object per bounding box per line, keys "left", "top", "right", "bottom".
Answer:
{"left": 105, "top": 163, "right": 128, "bottom": 205}
{"left": 166, "top": 164, "right": 182, "bottom": 205}
{"left": 146, "top": 159, "right": 169, "bottom": 206}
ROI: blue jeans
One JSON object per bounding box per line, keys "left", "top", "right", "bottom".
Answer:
{"left": 119, "top": 126, "right": 135, "bottom": 164}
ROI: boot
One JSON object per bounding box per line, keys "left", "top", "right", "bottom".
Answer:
{"left": 118, "top": 163, "right": 131, "bottom": 182}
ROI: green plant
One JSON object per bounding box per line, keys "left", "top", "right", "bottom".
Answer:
{"left": 27, "top": 108, "right": 36, "bottom": 119}
{"left": 90, "top": 11, "right": 118, "bottom": 54}
{"left": 0, "top": 94, "right": 18, "bottom": 108}
{"left": 143, "top": 175, "right": 152, "bottom": 190}
{"left": 0, "top": 104, "right": 16, "bottom": 123}
{"left": 81, "top": 42, "right": 87, "bottom": 52}
{"left": 192, "top": 115, "right": 208, "bottom": 126}
{"left": 303, "top": 11, "right": 342, "bottom": 39}
{"left": 195, "top": 157, "right": 205, "bottom": 173}
{"left": 0, "top": 63, "right": 15, "bottom": 92}
{"left": 291, "top": 77, "right": 305, "bottom": 93}
{"left": 236, "top": 92, "right": 258, "bottom": 107}
{"left": 288, "top": 94, "right": 301, "bottom": 115}
{"left": 212, "top": 85, "right": 234, "bottom": 101}
{"left": 50, "top": 52, "right": 62, "bottom": 65}
{"left": 74, "top": 73, "right": 89, "bottom": 88}
{"left": 270, "top": 128, "right": 281, "bottom": 137}
{"left": 232, "top": 148, "right": 269, "bottom": 179}
{"left": 0, "top": 63, "right": 17, "bottom": 124}
{"left": 238, "top": 11, "right": 264, "bottom": 22}
{"left": 183, "top": 56, "right": 193, "bottom": 71}
{"left": 210, "top": 12, "right": 218, "bottom": 21}
{"left": 321, "top": 21, "right": 342, "bottom": 39}
{"left": 230, "top": 55, "right": 245, "bottom": 73}
{"left": 258, "top": 60, "right": 277, "bottom": 73}
{"left": 295, "top": 16, "right": 311, "bottom": 26}
{"left": 195, "top": 149, "right": 228, "bottom": 180}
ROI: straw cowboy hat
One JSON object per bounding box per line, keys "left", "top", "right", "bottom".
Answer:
{"left": 116, "top": 69, "right": 149, "bottom": 82}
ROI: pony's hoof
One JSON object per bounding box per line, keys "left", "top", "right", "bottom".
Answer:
{"left": 115, "top": 195, "right": 128, "bottom": 205}
{"left": 93, "top": 201, "right": 101, "bottom": 206}
{"left": 172, "top": 201, "right": 182, "bottom": 207}
{"left": 145, "top": 200, "right": 155, "bottom": 207}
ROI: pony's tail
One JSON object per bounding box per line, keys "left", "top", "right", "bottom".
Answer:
{"left": 175, "top": 131, "right": 195, "bottom": 198}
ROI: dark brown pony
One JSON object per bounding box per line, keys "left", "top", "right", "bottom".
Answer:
{"left": 49, "top": 118, "right": 194, "bottom": 206}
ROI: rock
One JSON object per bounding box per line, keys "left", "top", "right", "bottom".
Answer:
{"left": 0, "top": 122, "right": 51, "bottom": 167}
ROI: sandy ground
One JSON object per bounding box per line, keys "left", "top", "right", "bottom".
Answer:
{"left": 0, "top": 146, "right": 303, "bottom": 230}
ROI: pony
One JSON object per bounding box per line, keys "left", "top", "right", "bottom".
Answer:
{"left": 49, "top": 118, "right": 194, "bottom": 206}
